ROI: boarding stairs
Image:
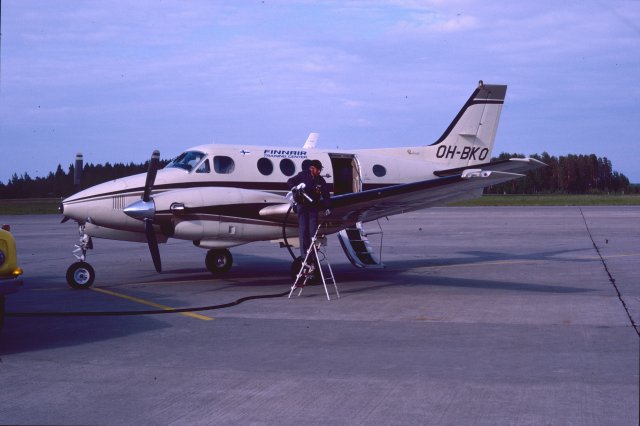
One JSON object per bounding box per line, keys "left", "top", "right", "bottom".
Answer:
{"left": 337, "top": 221, "right": 384, "bottom": 268}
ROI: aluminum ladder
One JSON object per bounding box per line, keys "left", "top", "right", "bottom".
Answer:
{"left": 289, "top": 225, "right": 339, "bottom": 300}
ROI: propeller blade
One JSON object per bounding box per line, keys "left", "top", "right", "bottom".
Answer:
{"left": 142, "top": 150, "right": 160, "bottom": 202}
{"left": 144, "top": 218, "right": 162, "bottom": 273}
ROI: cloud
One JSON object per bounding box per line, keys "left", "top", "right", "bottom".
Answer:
{"left": 390, "top": 12, "right": 478, "bottom": 33}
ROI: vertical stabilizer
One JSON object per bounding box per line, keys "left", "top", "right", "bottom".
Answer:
{"left": 426, "top": 81, "right": 506, "bottom": 168}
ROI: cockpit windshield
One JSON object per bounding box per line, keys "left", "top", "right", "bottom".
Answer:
{"left": 167, "top": 151, "right": 206, "bottom": 172}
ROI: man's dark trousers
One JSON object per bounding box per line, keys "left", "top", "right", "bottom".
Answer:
{"left": 297, "top": 205, "right": 318, "bottom": 258}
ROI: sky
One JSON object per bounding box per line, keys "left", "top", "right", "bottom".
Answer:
{"left": 1, "top": 0, "right": 639, "bottom": 183}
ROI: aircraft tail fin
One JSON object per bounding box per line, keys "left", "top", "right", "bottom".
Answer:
{"left": 426, "top": 81, "right": 507, "bottom": 168}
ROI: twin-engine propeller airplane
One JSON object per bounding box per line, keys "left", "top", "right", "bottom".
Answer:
{"left": 60, "top": 81, "right": 544, "bottom": 288}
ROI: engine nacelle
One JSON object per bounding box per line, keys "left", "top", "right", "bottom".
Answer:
{"left": 152, "top": 187, "right": 286, "bottom": 243}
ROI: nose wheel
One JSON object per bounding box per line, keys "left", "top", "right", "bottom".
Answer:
{"left": 66, "top": 224, "right": 96, "bottom": 289}
{"left": 205, "top": 249, "right": 233, "bottom": 274}
{"left": 66, "top": 261, "right": 95, "bottom": 289}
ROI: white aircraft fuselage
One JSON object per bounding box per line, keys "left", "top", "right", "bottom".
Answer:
{"left": 61, "top": 144, "right": 456, "bottom": 245}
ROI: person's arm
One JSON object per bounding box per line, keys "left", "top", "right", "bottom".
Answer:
{"left": 287, "top": 172, "right": 303, "bottom": 189}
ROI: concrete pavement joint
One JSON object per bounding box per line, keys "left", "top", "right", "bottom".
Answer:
{"left": 579, "top": 208, "right": 639, "bottom": 336}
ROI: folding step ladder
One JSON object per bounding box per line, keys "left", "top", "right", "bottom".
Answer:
{"left": 289, "top": 225, "right": 339, "bottom": 300}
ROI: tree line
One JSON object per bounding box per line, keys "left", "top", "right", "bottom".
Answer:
{"left": 485, "top": 152, "right": 635, "bottom": 194}
{"left": 0, "top": 152, "right": 635, "bottom": 199}
{"left": 0, "top": 160, "right": 168, "bottom": 199}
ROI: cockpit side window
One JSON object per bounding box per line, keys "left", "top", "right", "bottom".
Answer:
{"left": 167, "top": 151, "right": 206, "bottom": 172}
{"left": 196, "top": 159, "right": 211, "bottom": 173}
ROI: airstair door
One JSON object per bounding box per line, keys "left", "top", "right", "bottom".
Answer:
{"left": 328, "top": 154, "right": 385, "bottom": 268}
{"left": 328, "top": 153, "right": 362, "bottom": 195}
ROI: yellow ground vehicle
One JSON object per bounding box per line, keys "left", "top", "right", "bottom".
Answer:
{"left": 0, "top": 224, "right": 23, "bottom": 329}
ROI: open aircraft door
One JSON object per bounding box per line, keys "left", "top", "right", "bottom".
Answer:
{"left": 328, "top": 153, "right": 362, "bottom": 195}
{"left": 329, "top": 154, "right": 384, "bottom": 268}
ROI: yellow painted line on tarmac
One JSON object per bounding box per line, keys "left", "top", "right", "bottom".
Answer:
{"left": 92, "top": 287, "right": 214, "bottom": 321}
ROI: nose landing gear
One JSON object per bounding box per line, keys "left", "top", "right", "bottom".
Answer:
{"left": 66, "top": 261, "right": 95, "bottom": 289}
{"left": 66, "top": 224, "right": 96, "bottom": 289}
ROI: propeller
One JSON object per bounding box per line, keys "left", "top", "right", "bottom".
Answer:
{"left": 123, "top": 150, "right": 162, "bottom": 272}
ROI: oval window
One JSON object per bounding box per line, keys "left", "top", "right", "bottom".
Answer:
{"left": 301, "top": 159, "right": 311, "bottom": 172}
{"left": 280, "top": 159, "right": 296, "bottom": 176}
{"left": 214, "top": 156, "right": 235, "bottom": 174}
{"left": 372, "top": 164, "right": 386, "bottom": 177}
{"left": 257, "top": 158, "right": 273, "bottom": 175}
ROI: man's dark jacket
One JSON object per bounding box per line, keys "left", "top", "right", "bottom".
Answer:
{"left": 287, "top": 171, "right": 331, "bottom": 210}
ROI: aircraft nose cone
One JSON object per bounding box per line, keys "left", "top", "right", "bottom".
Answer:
{"left": 123, "top": 199, "right": 156, "bottom": 220}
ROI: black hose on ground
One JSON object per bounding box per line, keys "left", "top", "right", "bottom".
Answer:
{"left": 5, "top": 290, "right": 290, "bottom": 317}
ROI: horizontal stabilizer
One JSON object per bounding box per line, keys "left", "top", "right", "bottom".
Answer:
{"left": 434, "top": 157, "right": 546, "bottom": 177}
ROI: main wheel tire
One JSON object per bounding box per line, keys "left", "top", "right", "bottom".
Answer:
{"left": 205, "top": 249, "right": 233, "bottom": 274}
{"left": 66, "top": 262, "right": 95, "bottom": 289}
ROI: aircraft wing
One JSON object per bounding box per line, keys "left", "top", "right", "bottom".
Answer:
{"left": 326, "top": 170, "right": 523, "bottom": 227}
{"left": 260, "top": 168, "right": 530, "bottom": 229}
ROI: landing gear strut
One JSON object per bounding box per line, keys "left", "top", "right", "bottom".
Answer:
{"left": 66, "top": 224, "right": 96, "bottom": 289}
{"left": 205, "top": 249, "right": 233, "bottom": 274}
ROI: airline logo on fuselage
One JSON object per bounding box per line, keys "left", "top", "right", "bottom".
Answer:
{"left": 264, "top": 149, "right": 308, "bottom": 159}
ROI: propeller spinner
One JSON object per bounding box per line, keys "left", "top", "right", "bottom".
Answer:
{"left": 123, "top": 150, "right": 162, "bottom": 272}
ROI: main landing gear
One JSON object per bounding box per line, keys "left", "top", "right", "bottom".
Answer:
{"left": 66, "top": 225, "right": 96, "bottom": 289}
{"left": 205, "top": 249, "right": 233, "bottom": 274}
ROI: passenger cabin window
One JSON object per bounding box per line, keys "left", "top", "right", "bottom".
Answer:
{"left": 280, "top": 159, "right": 295, "bottom": 176}
{"left": 196, "top": 159, "right": 210, "bottom": 173}
{"left": 167, "top": 151, "right": 205, "bottom": 172}
{"left": 373, "top": 164, "right": 387, "bottom": 177}
{"left": 257, "top": 158, "right": 273, "bottom": 175}
{"left": 214, "top": 156, "right": 235, "bottom": 174}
